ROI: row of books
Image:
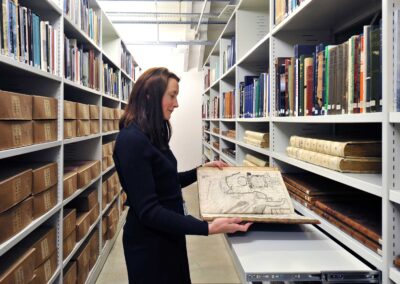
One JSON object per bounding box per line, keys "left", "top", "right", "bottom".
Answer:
{"left": 283, "top": 172, "right": 382, "bottom": 255}
{"left": 243, "top": 130, "right": 269, "bottom": 148}
{"left": 242, "top": 153, "right": 268, "bottom": 167}
{"left": 221, "top": 36, "right": 235, "bottom": 74}
{"left": 222, "top": 90, "right": 235, "bottom": 118}
{"left": 121, "top": 76, "right": 132, "bottom": 102}
{"left": 204, "top": 67, "right": 210, "bottom": 90}
{"left": 276, "top": 24, "right": 382, "bottom": 117}
{"left": 202, "top": 97, "right": 220, "bottom": 119}
{"left": 239, "top": 73, "right": 270, "bottom": 118}
{"left": 103, "top": 63, "right": 119, "bottom": 97}
{"left": 64, "top": 35, "right": 101, "bottom": 90}
{"left": 286, "top": 135, "right": 382, "bottom": 173}
{"left": 121, "top": 44, "right": 134, "bottom": 79}
{"left": 275, "top": 0, "right": 306, "bottom": 25}
{"left": 64, "top": 0, "right": 101, "bottom": 45}
{"left": 0, "top": 0, "right": 60, "bottom": 75}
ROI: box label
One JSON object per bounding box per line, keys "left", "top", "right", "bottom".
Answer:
{"left": 11, "top": 97, "right": 22, "bottom": 117}
{"left": 12, "top": 125, "right": 23, "bottom": 146}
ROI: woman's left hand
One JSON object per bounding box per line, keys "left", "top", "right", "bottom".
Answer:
{"left": 203, "top": 160, "right": 229, "bottom": 170}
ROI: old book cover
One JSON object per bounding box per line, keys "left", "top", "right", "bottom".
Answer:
{"left": 312, "top": 206, "right": 381, "bottom": 255}
{"left": 197, "top": 167, "right": 319, "bottom": 224}
{"left": 314, "top": 199, "right": 381, "bottom": 244}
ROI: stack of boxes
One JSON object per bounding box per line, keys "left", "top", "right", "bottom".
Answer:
{"left": 0, "top": 90, "right": 58, "bottom": 150}
{"left": 102, "top": 107, "right": 123, "bottom": 133}
{"left": 64, "top": 100, "right": 100, "bottom": 139}
{"left": 63, "top": 208, "right": 77, "bottom": 262}
{"left": 102, "top": 141, "right": 115, "bottom": 171}
{"left": 0, "top": 225, "right": 57, "bottom": 283}
{"left": 0, "top": 162, "right": 58, "bottom": 244}
{"left": 102, "top": 172, "right": 120, "bottom": 210}
{"left": 103, "top": 201, "right": 119, "bottom": 242}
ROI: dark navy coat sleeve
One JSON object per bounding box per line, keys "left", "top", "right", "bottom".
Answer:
{"left": 114, "top": 126, "right": 208, "bottom": 236}
{"left": 178, "top": 168, "right": 198, "bottom": 188}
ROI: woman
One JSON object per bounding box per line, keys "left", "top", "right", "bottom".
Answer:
{"left": 113, "top": 67, "right": 251, "bottom": 284}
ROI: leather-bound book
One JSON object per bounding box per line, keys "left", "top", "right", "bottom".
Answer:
{"left": 312, "top": 206, "right": 381, "bottom": 255}
{"left": 394, "top": 256, "right": 400, "bottom": 268}
{"left": 314, "top": 199, "right": 381, "bottom": 244}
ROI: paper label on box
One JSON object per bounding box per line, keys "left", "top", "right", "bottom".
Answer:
{"left": 44, "top": 168, "right": 51, "bottom": 187}
{"left": 14, "top": 267, "right": 25, "bottom": 284}
{"left": 13, "top": 178, "right": 22, "bottom": 201}
{"left": 44, "top": 191, "right": 51, "bottom": 209}
{"left": 44, "top": 259, "right": 52, "bottom": 280}
{"left": 13, "top": 209, "right": 22, "bottom": 231}
{"left": 44, "top": 99, "right": 51, "bottom": 117}
{"left": 11, "top": 97, "right": 22, "bottom": 117}
{"left": 12, "top": 124, "right": 23, "bottom": 146}
{"left": 41, "top": 238, "right": 50, "bottom": 258}
{"left": 44, "top": 123, "right": 52, "bottom": 141}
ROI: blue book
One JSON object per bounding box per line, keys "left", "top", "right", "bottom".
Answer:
{"left": 294, "top": 44, "right": 315, "bottom": 59}
{"left": 33, "top": 14, "right": 40, "bottom": 67}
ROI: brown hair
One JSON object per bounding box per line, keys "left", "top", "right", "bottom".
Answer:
{"left": 120, "top": 67, "right": 180, "bottom": 150}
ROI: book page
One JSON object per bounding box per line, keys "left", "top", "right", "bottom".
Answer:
{"left": 198, "top": 167, "right": 294, "bottom": 215}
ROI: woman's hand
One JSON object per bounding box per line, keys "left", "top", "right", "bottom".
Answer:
{"left": 208, "top": 218, "right": 252, "bottom": 234}
{"left": 203, "top": 160, "right": 229, "bottom": 170}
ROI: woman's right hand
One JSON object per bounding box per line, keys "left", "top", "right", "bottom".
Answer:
{"left": 208, "top": 218, "right": 252, "bottom": 235}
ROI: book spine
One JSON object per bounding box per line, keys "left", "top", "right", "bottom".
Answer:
{"left": 289, "top": 136, "right": 346, "bottom": 157}
{"left": 244, "top": 130, "right": 268, "bottom": 141}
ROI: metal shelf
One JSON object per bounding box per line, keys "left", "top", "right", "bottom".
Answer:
{"left": 202, "top": 141, "right": 212, "bottom": 149}
{"left": 390, "top": 267, "right": 400, "bottom": 283}
{"left": 102, "top": 130, "right": 119, "bottom": 136}
{"left": 272, "top": 113, "right": 383, "bottom": 123}
{"left": 48, "top": 267, "right": 61, "bottom": 284}
{"left": 390, "top": 112, "right": 400, "bottom": 123}
{"left": 220, "top": 118, "right": 236, "bottom": 122}
{"left": 0, "top": 203, "right": 61, "bottom": 257}
{"left": 21, "top": 0, "right": 62, "bottom": 15}
{"left": 236, "top": 33, "right": 270, "bottom": 66}
{"left": 64, "top": 134, "right": 102, "bottom": 145}
{"left": 292, "top": 200, "right": 382, "bottom": 269}
{"left": 85, "top": 209, "right": 127, "bottom": 284}
{"left": 220, "top": 152, "right": 236, "bottom": 165}
{"left": 63, "top": 215, "right": 101, "bottom": 268}
{"left": 0, "top": 141, "right": 62, "bottom": 160}
{"left": 63, "top": 175, "right": 101, "bottom": 206}
{"left": 389, "top": 190, "right": 400, "bottom": 205}
{"left": 237, "top": 117, "right": 269, "bottom": 122}
{"left": 102, "top": 194, "right": 119, "bottom": 216}
{"left": 64, "top": 79, "right": 102, "bottom": 97}
{"left": 103, "top": 94, "right": 120, "bottom": 102}
{"left": 220, "top": 65, "right": 236, "bottom": 82}
{"left": 272, "top": 152, "right": 382, "bottom": 197}
{"left": 220, "top": 135, "right": 237, "bottom": 144}
{"left": 121, "top": 68, "right": 134, "bottom": 82}
{"left": 236, "top": 141, "right": 270, "bottom": 156}
{"left": 63, "top": 16, "right": 101, "bottom": 52}
{"left": 102, "top": 51, "right": 120, "bottom": 71}
{"left": 0, "top": 53, "right": 62, "bottom": 82}
{"left": 102, "top": 165, "right": 115, "bottom": 176}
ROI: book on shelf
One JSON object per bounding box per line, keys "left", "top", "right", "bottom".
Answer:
{"left": 244, "top": 153, "right": 268, "bottom": 167}
{"left": 221, "top": 129, "right": 235, "bottom": 139}
{"left": 197, "top": 167, "right": 319, "bottom": 224}
{"left": 244, "top": 136, "right": 268, "bottom": 148}
{"left": 394, "top": 256, "right": 400, "bottom": 268}
{"left": 121, "top": 77, "right": 132, "bottom": 102}
{"left": 222, "top": 90, "right": 235, "bottom": 118}
{"left": 289, "top": 136, "right": 381, "bottom": 158}
{"left": 239, "top": 73, "right": 269, "bottom": 118}
{"left": 103, "top": 63, "right": 119, "bottom": 97}
{"left": 121, "top": 43, "right": 134, "bottom": 78}
{"left": 286, "top": 146, "right": 381, "bottom": 173}
{"left": 243, "top": 130, "right": 269, "bottom": 148}
{"left": 274, "top": 0, "right": 306, "bottom": 25}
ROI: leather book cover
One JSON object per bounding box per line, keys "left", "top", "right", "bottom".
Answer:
{"left": 312, "top": 206, "right": 381, "bottom": 255}
{"left": 394, "top": 256, "right": 400, "bottom": 268}
{"left": 314, "top": 199, "right": 381, "bottom": 244}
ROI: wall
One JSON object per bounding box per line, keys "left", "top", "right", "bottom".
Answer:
{"left": 128, "top": 45, "right": 203, "bottom": 172}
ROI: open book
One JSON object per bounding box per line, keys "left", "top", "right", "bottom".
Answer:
{"left": 197, "top": 167, "right": 319, "bottom": 224}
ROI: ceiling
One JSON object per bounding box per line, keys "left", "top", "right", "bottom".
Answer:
{"left": 98, "top": 0, "right": 236, "bottom": 69}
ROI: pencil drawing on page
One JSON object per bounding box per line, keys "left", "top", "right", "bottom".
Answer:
{"left": 197, "top": 167, "right": 319, "bottom": 224}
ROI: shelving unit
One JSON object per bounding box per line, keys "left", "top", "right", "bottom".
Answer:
{"left": 201, "top": 0, "right": 397, "bottom": 282}
{"left": 0, "top": 0, "right": 139, "bottom": 283}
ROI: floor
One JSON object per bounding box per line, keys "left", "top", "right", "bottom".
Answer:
{"left": 96, "top": 183, "right": 242, "bottom": 284}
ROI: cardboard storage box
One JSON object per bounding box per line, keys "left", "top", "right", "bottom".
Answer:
{"left": 31, "top": 252, "right": 57, "bottom": 284}
{"left": 107, "top": 186, "right": 114, "bottom": 203}
{"left": 0, "top": 121, "right": 33, "bottom": 150}
{"left": 102, "top": 217, "right": 107, "bottom": 236}
{"left": 114, "top": 120, "right": 119, "bottom": 131}
{"left": 33, "top": 120, "right": 57, "bottom": 144}
{"left": 107, "top": 223, "right": 117, "bottom": 240}
{"left": 63, "top": 208, "right": 77, "bottom": 239}
{"left": 70, "top": 187, "right": 97, "bottom": 212}
{"left": 107, "top": 155, "right": 114, "bottom": 168}
{"left": 90, "top": 119, "right": 99, "bottom": 134}
{"left": 75, "top": 212, "right": 91, "bottom": 241}
{"left": 77, "top": 103, "right": 89, "bottom": 120}
{"left": 63, "top": 261, "right": 77, "bottom": 284}
{"left": 63, "top": 170, "right": 77, "bottom": 200}
{"left": 102, "top": 157, "right": 108, "bottom": 172}
{"left": 76, "top": 120, "right": 90, "bottom": 136}
{"left": 64, "top": 100, "right": 77, "bottom": 119}
{"left": 32, "top": 162, "right": 57, "bottom": 194}
{"left": 89, "top": 105, "right": 99, "bottom": 119}
{"left": 74, "top": 242, "right": 90, "bottom": 284}
{"left": 0, "top": 90, "right": 32, "bottom": 120}
{"left": 64, "top": 162, "right": 92, "bottom": 189}
{"left": 107, "top": 206, "right": 118, "bottom": 228}
{"left": 0, "top": 197, "right": 33, "bottom": 243}
{"left": 64, "top": 120, "right": 77, "bottom": 139}
{"left": 32, "top": 96, "right": 57, "bottom": 120}
{"left": 63, "top": 230, "right": 76, "bottom": 260}
{"left": 89, "top": 230, "right": 99, "bottom": 270}
{"left": 32, "top": 185, "right": 57, "bottom": 219}
{"left": 89, "top": 160, "right": 101, "bottom": 178}
{"left": 0, "top": 247, "right": 35, "bottom": 284}
{"left": 0, "top": 168, "right": 32, "bottom": 213}
{"left": 102, "top": 182, "right": 107, "bottom": 209}
{"left": 89, "top": 203, "right": 99, "bottom": 225}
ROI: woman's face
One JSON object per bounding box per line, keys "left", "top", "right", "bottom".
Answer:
{"left": 162, "top": 78, "right": 179, "bottom": 120}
